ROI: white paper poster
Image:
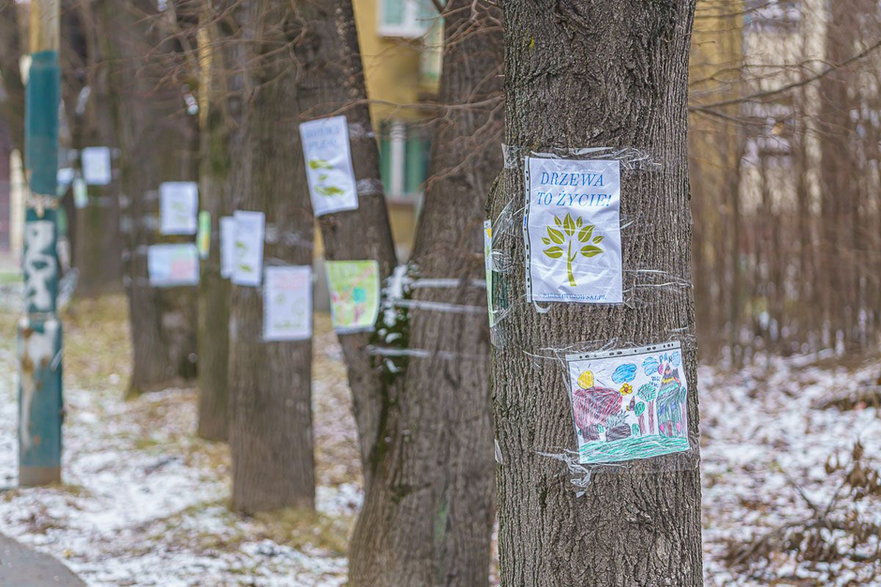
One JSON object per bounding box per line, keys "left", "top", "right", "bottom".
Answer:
{"left": 232, "top": 210, "right": 265, "bottom": 286}
{"left": 219, "top": 216, "right": 235, "bottom": 278}
{"left": 57, "top": 167, "right": 74, "bottom": 194}
{"left": 160, "top": 182, "right": 199, "bottom": 235}
{"left": 81, "top": 146, "right": 112, "bottom": 185}
{"left": 263, "top": 266, "right": 312, "bottom": 341}
{"left": 147, "top": 243, "right": 199, "bottom": 287}
{"left": 299, "top": 116, "right": 359, "bottom": 216}
{"left": 524, "top": 157, "right": 623, "bottom": 304}
{"left": 566, "top": 342, "right": 689, "bottom": 464}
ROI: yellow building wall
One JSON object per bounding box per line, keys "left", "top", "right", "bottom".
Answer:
{"left": 353, "top": 0, "right": 439, "bottom": 125}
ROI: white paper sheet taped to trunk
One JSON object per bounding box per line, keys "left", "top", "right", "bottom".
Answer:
{"left": 160, "top": 182, "right": 199, "bottom": 235}
{"left": 524, "top": 157, "right": 623, "bottom": 304}
{"left": 231, "top": 210, "right": 265, "bottom": 286}
{"left": 263, "top": 265, "right": 312, "bottom": 341}
{"left": 299, "top": 116, "right": 359, "bottom": 216}
{"left": 147, "top": 243, "right": 199, "bottom": 287}
{"left": 219, "top": 216, "right": 235, "bottom": 278}
{"left": 81, "top": 146, "right": 112, "bottom": 186}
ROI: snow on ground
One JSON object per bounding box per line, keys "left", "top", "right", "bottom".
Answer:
{"left": 700, "top": 355, "right": 881, "bottom": 586}
{"left": 0, "top": 295, "right": 360, "bottom": 586}
{"left": 1, "top": 292, "right": 880, "bottom": 585}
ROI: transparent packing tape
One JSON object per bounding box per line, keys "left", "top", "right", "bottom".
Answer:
{"left": 502, "top": 144, "right": 662, "bottom": 171}
{"left": 370, "top": 263, "right": 491, "bottom": 367}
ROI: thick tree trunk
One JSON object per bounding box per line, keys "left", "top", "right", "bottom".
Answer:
{"left": 195, "top": 7, "right": 237, "bottom": 441}
{"left": 489, "top": 2, "right": 702, "bottom": 585}
{"left": 289, "top": 0, "right": 398, "bottom": 472}
{"left": 96, "top": 0, "right": 199, "bottom": 394}
{"left": 226, "top": 2, "right": 315, "bottom": 513}
{"left": 349, "top": 2, "right": 502, "bottom": 584}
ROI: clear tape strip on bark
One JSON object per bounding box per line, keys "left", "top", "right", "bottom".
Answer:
{"left": 366, "top": 345, "right": 486, "bottom": 361}
{"left": 502, "top": 144, "right": 661, "bottom": 171}
{"left": 535, "top": 450, "right": 609, "bottom": 496}
{"left": 264, "top": 224, "right": 315, "bottom": 249}
{"left": 409, "top": 278, "right": 486, "bottom": 289}
{"left": 355, "top": 178, "right": 384, "bottom": 197}
{"left": 383, "top": 298, "right": 486, "bottom": 314}
{"left": 347, "top": 121, "right": 376, "bottom": 140}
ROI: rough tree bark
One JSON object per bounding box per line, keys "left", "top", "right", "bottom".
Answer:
{"left": 226, "top": 1, "right": 315, "bottom": 513}
{"left": 95, "top": 0, "right": 199, "bottom": 394}
{"left": 64, "top": 0, "right": 124, "bottom": 297}
{"left": 0, "top": 0, "right": 26, "bottom": 152}
{"left": 279, "top": 1, "right": 501, "bottom": 582}
{"left": 489, "top": 1, "right": 702, "bottom": 585}
{"left": 349, "top": 2, "right": 502, "bottom": 584}
{"left": 288, "top": 0, "right": 398, "bottom": 471}
{"left": 194, "top": 5, "right": 237, "bottom": 441}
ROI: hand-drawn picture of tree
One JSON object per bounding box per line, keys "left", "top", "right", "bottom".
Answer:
{"left": 636, "top": 383, "right": 658, "bottom": 434}
{"left": 308, "top": 158, "right": 345, "bottom": 197}
{"left": 641, "top": 351, "right": 685, "bottom": 437}
{"left": 234, "top": 239, "right": 252, "bottom": 274}
{"left": 541, "top": 212, "right": 605, "bottom": 287}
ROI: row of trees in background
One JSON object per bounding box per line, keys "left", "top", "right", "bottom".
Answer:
{"left": 8, "top": 0, "right": 880, "bottom": 369}
{"left": 690, "top": 0, "right": 881, "bottom": 363}
{"left": 1, "top": 0, "right": 503, "bottom": 583}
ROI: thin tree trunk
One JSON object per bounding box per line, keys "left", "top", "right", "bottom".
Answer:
{"left": 490, "top": 2, "right": 702, "bottom": 584}
{"left": 0, "top": 1, "right": 25, "bottom": 152}
{"left": 226, "top": 1, "right": 315, "bottom": 513}
{"left": 195, "top": 5, "right": 237, "bottom": 441}
{"left": 350, "top": 2, "right": 502, "bottom": 584}
{"left": 65, "top": 0, "right": 124, "bottom": 297}
{"left": 96, "top": 0, "right": 199, "bottom": 395}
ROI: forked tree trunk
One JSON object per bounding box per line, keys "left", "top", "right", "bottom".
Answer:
{"left": 195, "top": 6, "right": 237, "bottom": 441}
{"left": 226, "top": 2, "right": 315, "bottom": 513}
{"left": 287, "top": 0, "right": 398, "bottom": 472}
{"left": 488, "top": 2, "right": 702, "bottom": 584}
{"left": 349, "top": 2, "right": 502, "bottom": 584}
{"left": 96, "top": 0, "right": 199, "bottom": 395}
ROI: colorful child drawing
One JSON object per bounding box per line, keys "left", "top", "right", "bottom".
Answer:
{"left": 567, "top": 342, "right": 690, "bottom": 464}
{"left": 325, "top": 260, "right": 380, "bottom": 332}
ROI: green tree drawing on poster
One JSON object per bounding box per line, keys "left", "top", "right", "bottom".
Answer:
{"left": 542, "top": 212, "right": 605, "bottom": 286}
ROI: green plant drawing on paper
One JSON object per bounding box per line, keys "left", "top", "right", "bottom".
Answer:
{"left": 308, "top": 159, "right": 332, "bottom": 170}
{"left": 541, "top": 212, "right": 605, "bottom": 287}
{"left": 309, "top": 158, "right": 344, "bottom": 198}
{"left": 316, "top": 185, "right": 344, "bottom": 197}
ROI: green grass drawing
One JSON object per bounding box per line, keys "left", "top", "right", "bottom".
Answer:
{"left": 541, "top": 212, "right": 605, "bottom": 287}
{"left": 580, "top": 434, "right": 689, "bottom": 464}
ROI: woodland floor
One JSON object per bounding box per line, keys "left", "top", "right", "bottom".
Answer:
{"left": 1, "top": 292, "right": 880, "bottom": 586}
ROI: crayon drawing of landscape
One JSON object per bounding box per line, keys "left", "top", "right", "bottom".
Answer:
{"left": 566, "top": 342, "right": 690, "bottom": 464}
{"left": 325, "top": 260, "right": 380, "bottom": 333}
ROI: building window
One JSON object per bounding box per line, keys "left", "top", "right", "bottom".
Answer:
{"left": 379, "top": 121, "right": 431, "bottom": 201}
{"left": 379, "top": 0, "right": 436, "bottom": 39}
{"left": 744, "top": 0, "right": 801, "bottom": 33}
